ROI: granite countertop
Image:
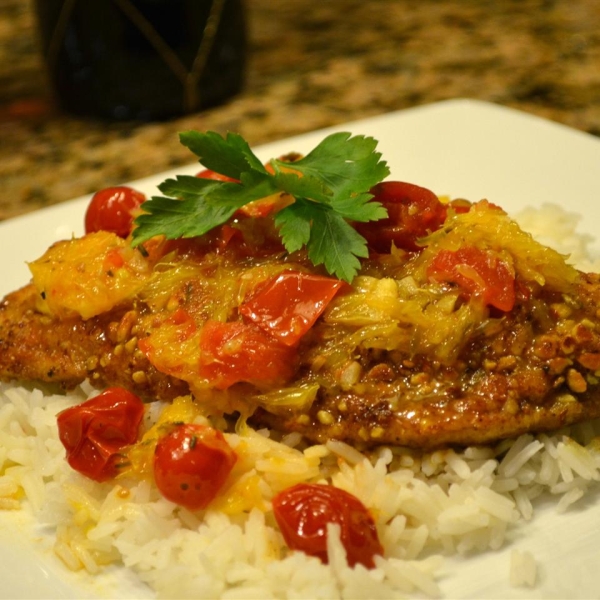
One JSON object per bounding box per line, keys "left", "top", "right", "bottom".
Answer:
{"left": 1, "top": 0, "right": 599, "bottom": 221}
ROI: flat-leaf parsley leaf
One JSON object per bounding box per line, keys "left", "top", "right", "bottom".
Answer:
{"left": 132, "top": 131, "right": 390, "bottom": 282}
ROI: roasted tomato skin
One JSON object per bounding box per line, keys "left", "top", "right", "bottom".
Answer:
{"left": 153, "top": 423, "right": 237, "bottom": 510}
{"left": 84, "top": 186, "right": 146, "bottom": 238}
{"left": 196, "top": 168, "right": 239, "bottom": 183}
{"left": 198, "top": 320, "right": 297, "bottom": 389}
{"left": 57, "top": 387, "right": 144, "bottom": 482}
{"left": 427, "top": 245, "right": 516, "bottom": 311}
{"left": 272, "top": 483, "right": 383, "bottom": 569}
{"left": 356, "top": 181, "right": 447, "bottom": 253}
{"left": 240, "top": 271, "right": 346, "bottom": 346}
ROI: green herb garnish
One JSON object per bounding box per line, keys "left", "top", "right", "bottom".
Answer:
{"left": 131, "top": 131, "right": 390, "bottom": 282}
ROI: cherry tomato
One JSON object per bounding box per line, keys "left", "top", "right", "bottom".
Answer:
{"left": 236, "top": 196, "right": 282, "bottom": 219}
{"left": 153, "top": 423, "right": 237, "bottom": 510}
{"left": 198, "top": 320, "right": 297, "bottom": 389}
{"left": 239, "top": 271, "right": 346, "bottom": 346}
{"left": 196, "top": 168, "right": 239, "bottom": 183}
{"left": 272, "top": 483, "right": 383, "bottom": 569}
{"left": 198, "top": 166, "right": 295, "bottom": 219}
{"left": 355, "top": 181, "right": 447, "bottom": 253}
{"left": 84, "top": 186, "right": 146, "bottom": 238}
{"left": 57, "top": 387, "right": 144, "bottom": 482}
{"left": 427, "top": 245, "right": 516, "bottom": 311}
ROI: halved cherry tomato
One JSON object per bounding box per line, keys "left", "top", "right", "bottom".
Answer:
{"left": 84, "top": 186, "right": 146, "bottom": 238}
{"left": 272, "top": 483, "right": 383, "bottom": 569}
{"left": 236, "top": 196, "right": 283, "bottom": 219}
{"left": 239, "top": 271, "right": 346, "bottom": 346}
{"left": 57, "top": 387, "right": 144, "bottom": 482}
{"left": 198, "top": 320, "right": 297, "bottom": 389}
{"left": 427, "top": 245, "right": 516, "bottom": 311}
{"left": 196, "top": 168, "right": 239, "bottom": 183}
{"left": 198, "top": 166, "right": 293, "bottom": 219}
{"left": 355, "top": 181, "right": 447, "bottom": 253}
{"left": 153, "top": 423, "right": 237, "bottom": 510}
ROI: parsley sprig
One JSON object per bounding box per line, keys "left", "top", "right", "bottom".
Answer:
{"left": 131, "top": 131, "right": 390, "bottom": 282}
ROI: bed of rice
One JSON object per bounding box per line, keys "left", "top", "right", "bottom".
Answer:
{"left": 1, "top": 203, "right": 600, "bottom": 599}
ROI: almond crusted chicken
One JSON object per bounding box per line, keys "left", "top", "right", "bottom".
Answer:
{"left": 2, "top": 193, "right": 600, "bottom": 450}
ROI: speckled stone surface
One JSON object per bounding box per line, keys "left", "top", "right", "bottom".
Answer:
{"left": 1, "top": 0, "right": 599, "bottom": 220}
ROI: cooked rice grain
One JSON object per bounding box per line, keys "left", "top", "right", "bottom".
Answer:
{"left": 510, "top": 549, "right": 537, "bottom": 588}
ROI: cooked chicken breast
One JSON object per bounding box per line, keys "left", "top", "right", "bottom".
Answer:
{"left": 2, "top": 201, "right": 600, "bottom": 449}
{"left": 257, "top": 272, "right": 600, "bottom": 448}
{"left": 0, "top": 284, "right": 189, "bottom": 401}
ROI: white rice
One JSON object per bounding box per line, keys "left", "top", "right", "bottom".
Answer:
{"left": 1, "top": 203, "right": 600, "bottom": 598}
{"left": 510, "top": 549, "right": 537, "bottom": 588}
{"left": 514, "top": 202, "right": 600, "bottom": 272}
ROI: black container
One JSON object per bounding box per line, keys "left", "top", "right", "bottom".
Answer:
{"left": 33, "top": 0, "right": 246, "bottom": 121}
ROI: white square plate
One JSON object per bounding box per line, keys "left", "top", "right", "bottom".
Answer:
{"left": 1, "top": 98, "right": 600, "bottom": 598}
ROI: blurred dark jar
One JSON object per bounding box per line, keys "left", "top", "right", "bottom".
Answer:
{"left": 33, "top": 0, "right": 246, "bottom": 121}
